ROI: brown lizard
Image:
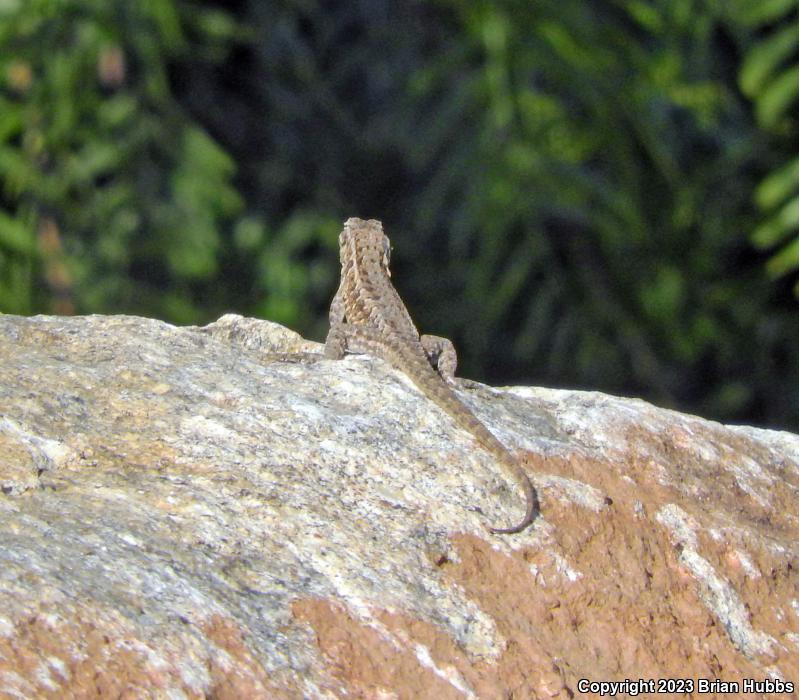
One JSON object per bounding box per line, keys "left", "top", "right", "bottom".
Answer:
{"left": 324, "top": 217, "right": 538, "bottom": 534}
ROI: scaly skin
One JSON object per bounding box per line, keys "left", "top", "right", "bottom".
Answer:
{"left": 325, "top": 217, "right": 538, "bottom": 534}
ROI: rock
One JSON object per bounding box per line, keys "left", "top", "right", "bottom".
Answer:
{"left": 0, "top": 312, "right": 796, "bottom": 699}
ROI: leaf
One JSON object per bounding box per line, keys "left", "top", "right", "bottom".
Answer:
{"left": 755, "top": 156, "right": 799, "bottom": 209}
{"left": 625, "top": 1, "right": 663, "bottom": 32}
{"left": 729, "top": 0, "right": 796, "bottom": 29}
{"left": 755, "top": 64, "right": 799, "bottom": 128}
{"left": 0, "top": 210, "right": 35, "bottom": 254}
{"left": 0, "top": 102, "right": 22, "bottom": 141}
{"left": 182, "top": 127, "right": 235, "bottom": 179}
{"left": 739, "top": 24, "right": 799, "bottom": 98}
{"left": 0, "top": 146, "right": 34, "bottom": 197}
{"left": 194, "top": 9, "right": 240, "bottom": 41}
{"left": 97, "top": 95, "right": 138, "bottom": 128}
{"left": 640, "top": 266, "right": 685, "bottom": 324}
{"left": 765, "top": 234, "right": 799, "bottom": 277}
{"left": 65, "top": 142, "right": 122, "bottom": 184}
{"left": 233, "top": 217, "right": 265, "bottom": 251}
{"left": 0, "top": 0, "right": 22, "bottom": 19}
{"left": 752, "top": 197, "right": 799, "bottom": 248}
{"left": 140, "top": 0, "right": 184, "bottom": 48}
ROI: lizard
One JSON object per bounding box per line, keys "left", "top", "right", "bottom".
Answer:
{"left": 324, "top": 217, "right": 538, "bottom": 534}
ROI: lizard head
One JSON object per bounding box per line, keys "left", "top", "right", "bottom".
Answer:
{"left": 341, "top": 217, "right": 392, "bottom": 275}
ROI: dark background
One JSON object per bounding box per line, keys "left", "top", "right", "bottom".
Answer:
{"left": 1, "top": 0, "right": 798, "bottom": 430}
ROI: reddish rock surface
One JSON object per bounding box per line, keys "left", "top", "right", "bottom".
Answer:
{"left": 0, "top": 314, "right": 796, "bottom": 698}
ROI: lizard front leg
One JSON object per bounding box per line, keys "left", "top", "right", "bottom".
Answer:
{"left": 324, "top": 282, "right": 348, "bottom": 360}
{"left": 324, "top": 328, "right": 347, "bottom": 360}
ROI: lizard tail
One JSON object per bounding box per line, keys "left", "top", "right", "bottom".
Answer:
{"left": 486, "top": 467, "right": 539, "bottom": 534}
{"left": 424, "top": 380, "right": 540, "bottom": 534}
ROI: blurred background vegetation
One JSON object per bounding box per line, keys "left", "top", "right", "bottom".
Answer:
{"left": 1, "top": 0, "right": 798, "bottom": 430}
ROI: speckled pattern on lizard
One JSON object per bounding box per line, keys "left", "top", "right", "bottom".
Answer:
{"left": 324, "top": 217, "right": 539, "bottom": 534}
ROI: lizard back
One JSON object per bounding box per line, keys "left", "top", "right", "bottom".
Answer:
{"left": 327, "top": 217, "right": 538, "bottom": 534}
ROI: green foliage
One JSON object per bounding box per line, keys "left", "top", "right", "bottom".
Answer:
{"left": 0, "top": 0, "right": 245, "bottom": 321}
{"left": 735, "top": 0, "right": 799, "bottom": 295}
{"left": 0, "top": 0, "right": 797, "bottom": 429}
{"left": 246, "top": 210, "right": 341, "bottom": 330}
{"left": 391, "top": 0, "right": 795, "bottom": 424}
{"left": 188, "top": 0, "right": 795, "bottom": 427}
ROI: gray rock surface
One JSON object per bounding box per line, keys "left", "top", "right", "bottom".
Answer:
{"left": 0, "top": 313, "right": 797, "bottom": 699}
